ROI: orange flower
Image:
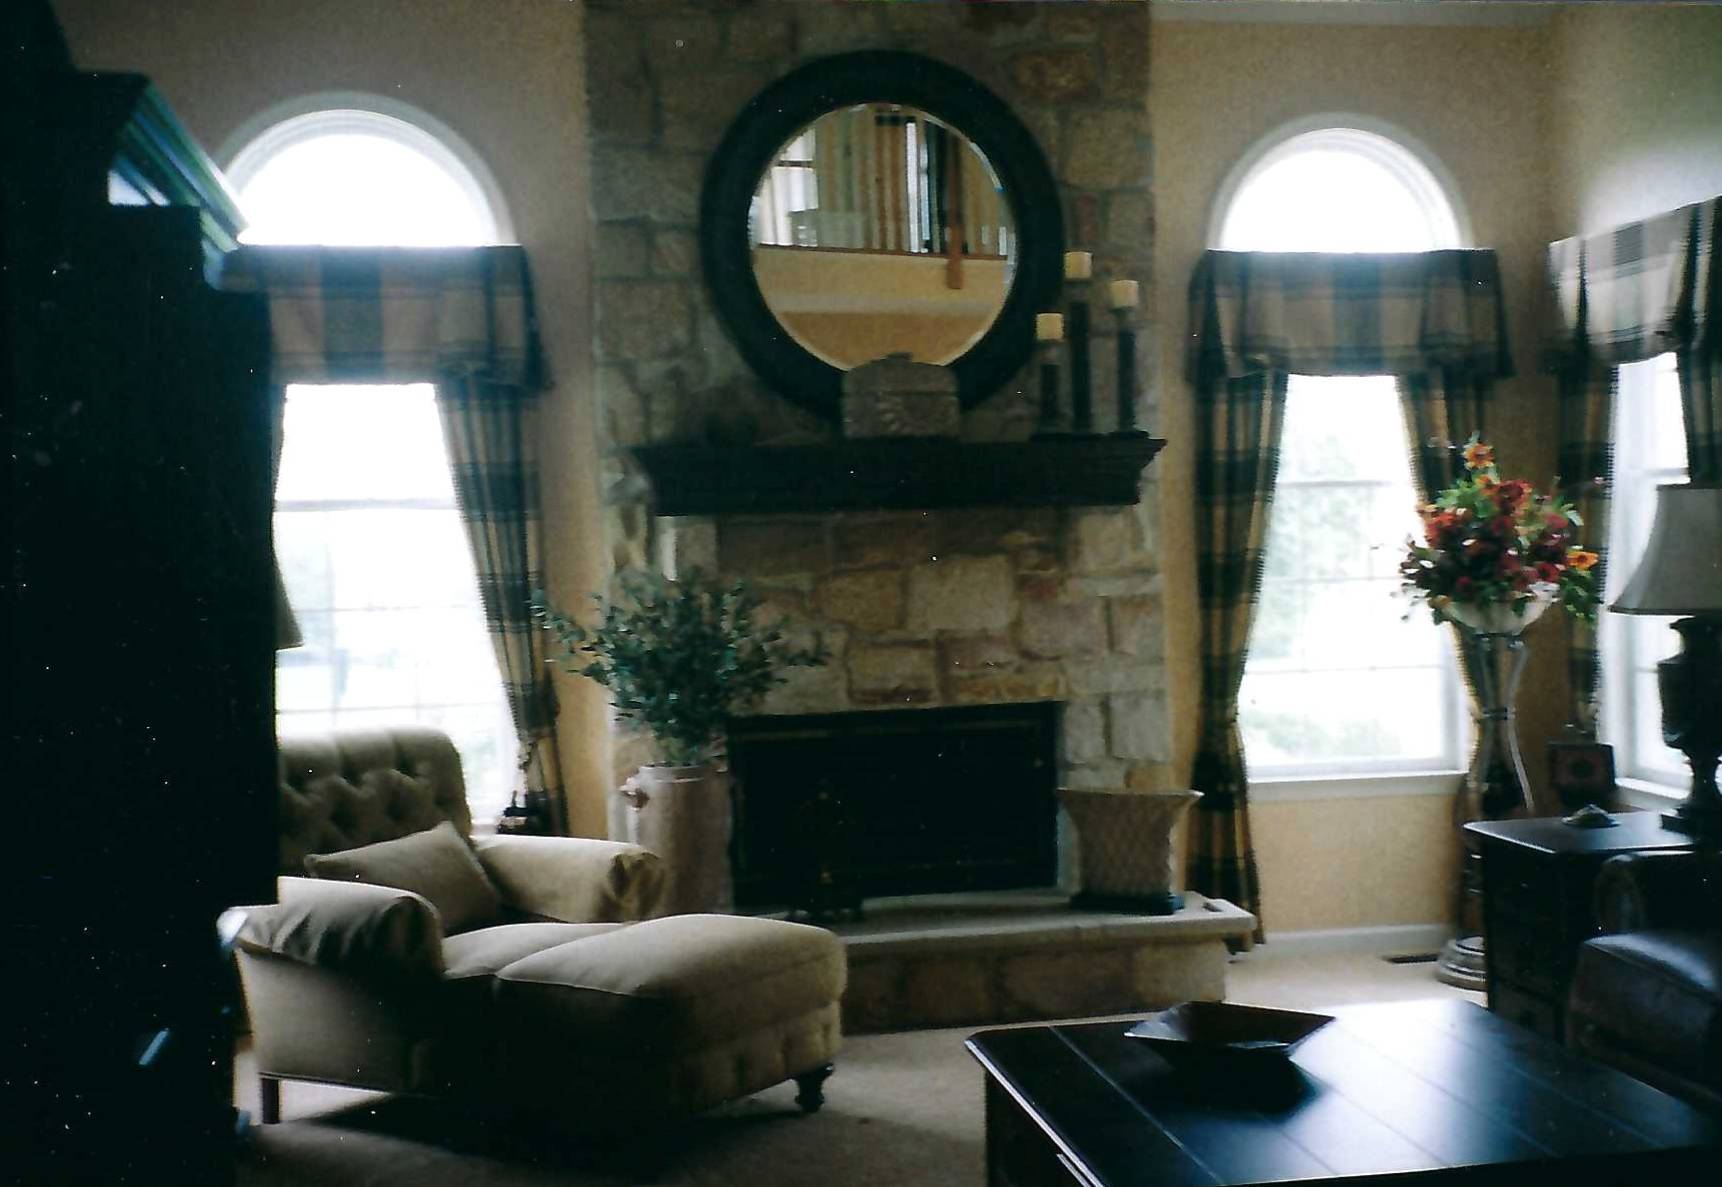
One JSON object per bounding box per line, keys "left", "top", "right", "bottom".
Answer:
{"left": 1463, "top": 441, "right": 1495, "bottom": 470}
{"left": 1476, "top": 473, "right": 1499, "bottom": 493}
{"left": 1567, "top": 549, "right": 1599, "bottom": 571}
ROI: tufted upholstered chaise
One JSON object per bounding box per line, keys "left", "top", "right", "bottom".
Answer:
{"left": 231, "top": 726, "right": 845, "bottom": 1127}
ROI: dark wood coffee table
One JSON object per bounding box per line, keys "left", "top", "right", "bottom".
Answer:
{"left": 967, "top": 999, "right": 1721, "bottom": 1186}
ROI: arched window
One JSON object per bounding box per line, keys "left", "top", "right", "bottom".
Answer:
{"left": 230, "top": 104, "right": 518, "bottom": 822}
{"left": 1217, "top": 121, "right": 1469, "bottom": 780}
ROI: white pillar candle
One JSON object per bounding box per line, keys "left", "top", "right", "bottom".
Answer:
{"left": 1063, "top": 251, "right": 1092, "bottom": 281}
{"left": 1035, "top": 312, "right": 1064, "bottom": 341}
{"left": 1109, "top": 279, "right": 1140, "bottom": 310}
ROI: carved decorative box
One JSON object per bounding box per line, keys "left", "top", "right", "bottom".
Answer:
{"left": 841, "top": 353, "right": 959, "bottom": 439}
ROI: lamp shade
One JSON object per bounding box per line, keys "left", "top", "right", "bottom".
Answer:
{"left": 1611, "top": 483, "right": 1722, "bottom": 616}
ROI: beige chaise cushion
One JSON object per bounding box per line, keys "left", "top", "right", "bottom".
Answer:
{"left": 495, "top": 914, "right": 846, "bottom": 1055}
{"left": 305, "top": 820, "right": 503, "bottom": 934}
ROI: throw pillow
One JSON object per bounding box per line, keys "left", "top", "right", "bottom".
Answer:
{"left": 304, "top": 820, "right": 503, "bottom": 934}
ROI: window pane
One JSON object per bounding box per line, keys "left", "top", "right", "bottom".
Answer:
{"left": 1602, "top": 354, "right": 1688, "bottom": 786}
{"left": 275, "top": 385, "right": 518, "bottom": 822}
{"left": 1241, "top": 376, "right": 1460, "bottom": 776}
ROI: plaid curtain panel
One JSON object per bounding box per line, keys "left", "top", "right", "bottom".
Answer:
{"left": 223, "top": 246, "right": 567, "bottom": 830}
{"left": 1396, "top": 369, "right": 1491, "bottom": 707}
{"left": 437, "top": 376, "right": 567, "bottom": 834}
{"left": 1189, "top": 250, "right": 1513, "bottom": 384}
{"left": 1186, "top": 251, "right": 1514, "bottom": 942}
{"left": 1189, "top": 371, "right": 1286, "bottom": 944}
{"left": 1548, "top": 195, "right": 1721, "bottom": 479}
{"left": 220, "top": 246, "right": 545, "bottom": 388}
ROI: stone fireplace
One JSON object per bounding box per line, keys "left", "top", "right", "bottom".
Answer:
{"left": 583, "top": 1, "right": 1169, "bottom": 843}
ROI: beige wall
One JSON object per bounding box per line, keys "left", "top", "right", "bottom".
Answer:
{"left": 56, "top": 0, "right": 615, "bottom": 837}
{"left": 1548, "top": 3, "right": 1722, "bottom": 236}
{"left": 1150, "top": 11, "right": 1565, "bottom": 933}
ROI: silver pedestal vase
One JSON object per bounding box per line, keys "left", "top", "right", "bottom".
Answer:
{"left": 1436, "top": 597, "right": 1549, "bottom": 989}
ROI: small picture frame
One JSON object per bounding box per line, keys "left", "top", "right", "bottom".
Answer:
{"left": 1548, "top": 739, "right": 1617, "bottom": 812}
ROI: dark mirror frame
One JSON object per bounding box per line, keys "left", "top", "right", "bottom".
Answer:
{"left": 700, "top": 50, "right": 1064, "bottom": 421}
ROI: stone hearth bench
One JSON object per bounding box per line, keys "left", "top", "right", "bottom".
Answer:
{"left": 825, "top": 891, "right": 1256, "bottom": 1032}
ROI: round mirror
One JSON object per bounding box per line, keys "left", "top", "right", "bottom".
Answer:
{"left": 750, "top": 105, "right": 1017, "bottom": 370}
{"left": 702, "top": 51, "right": 1062, "bottom": 420}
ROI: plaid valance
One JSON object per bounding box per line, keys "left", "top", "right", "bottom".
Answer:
{"left": 1545, "top": 196, "right": 1720, "bottom": 369}
{"left": 1187, "top": 250, "right": 1514, "bottom": 386}
{"left": 219, "top": 246, "right": 547, "bottom": 390}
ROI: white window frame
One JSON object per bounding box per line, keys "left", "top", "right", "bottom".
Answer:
{"left": 1216, "top": 119, "right": 1470, "bottom": 792}
{"left": 228, "top": 107, "right": 520, "bottom": 821}
{"left": 1602, "top": 353, "right": 1689, "bottom": 805}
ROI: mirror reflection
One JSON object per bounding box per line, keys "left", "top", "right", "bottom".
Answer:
{"left": 750, "top": 103, "right": 1017, "bottom": 370}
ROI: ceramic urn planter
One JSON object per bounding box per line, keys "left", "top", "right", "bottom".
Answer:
{"left": 621, "top": 765, "right": 734, "bottom": 914}
{"left": 1058, "top": 788, "right": 1202, "bottom": 914}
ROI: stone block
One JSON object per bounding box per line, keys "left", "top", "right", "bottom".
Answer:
{"left": 651, "top": 229, "right": 699, "bottom": 277}
{"left": 1019, "top": 597, "right": 1107, "bottom": 660}
{"left": 583, "top": 15, "right": 651, "bottom": 144}
{"left": 1014, "top": 546, "right": 1062, "bottom": 574}
{"left": 999, "top": 946, "right": 1135, "bottom": 1020}
{"left": 938, "top": 634, "right": 1018, "bottom": 677}
{"left": 641, "top": 14, "right": 724, "bottom": 70}
{"left": 1047, "top": 6, "right": 1102, "bottom": 41}
{"left": 659, "top": 68, "right": 768, "bottom": 151}
{"left": 1067, "top": 657, "right": 1162, "bottom": 697}
{"left": 1059, "top": 758, "right": 1128, "bottom": 790}
{"left": 900, "top": 956, "right": 994, "bottom": 1028}
{"left": 664, "top": 517, "right": 718, "bottom": 576}
{"left": 719, "top": 518, "right": 828, "bottom": 576}
{"left": 596, "top": 224, "right": 650, "bottom": 278}
{"left": 1110, "top": 691, "right": 1170, "bottom": 761}
{"left": 1009, "top": 47, "right": 1099, "bottom": 104}
{"left": 759, "top": 653, "right": 850, "bottom": 717}
{"left": 1016, "top": 575, "right": 1063, "bottom": 603}
{"left": 795, "top": 2, "right": 884, "bottom": 58}
{"left": 1132, "top": 941, "right": 1227, "bottom": 1005}
{"left": 1071, "top": 508, "right": 1149, "bottom": 573}
{"left": 1061, "top": 699, "right": 1107, "bottom": 766}
{"left": 1102, "top": 18, "right": 1151, "bottom": 103}
{"left": 1016, "top": 105, "right": 1062, "bottom": 170}
{"left": 834, "top": 515, "right": 936, "bottom": 570}
{"left": 1070, "top": 192, "right": 1102, "bottom": 253}
{"left": 726, "top": 7, "right": 794, "bottom": 61}
{"left": 1070, "top": 573, "right": 1158, "bottom": 599}
{"left": 948, "top": 665, "right": 1066, "bottom": 706}
{"left": 849, "top": 644, "right": 938, "bottom": 706}
{"left": 815, "top": 570, "right": 905, "bottom": 633}
{"left": 1105, "top": 191, "right": 1154, "bottom": 259}
{"left": 907, "top": 555, "right": 1014, "bottom": 633}
{"left": 935, "top": 507, "right": 1058, "bottom": 554}
{"left": 589, "top": 146, "right": 703, "bottom": 224}
{"left": 596, "top": 280, "right": 693, "bottom": 361}
{"left": 1064, "top": 108, "right": 1149, "bottom": 191}
{"left": 1109, "top": 594, "right": 1165, "bottom": 660}
{"left": 841, "top": 956, "right": 904, "bottom": 1034}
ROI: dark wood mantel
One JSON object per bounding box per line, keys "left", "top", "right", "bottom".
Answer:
{"left": 630, "top": 434, "right": 1165, "bottom": 516}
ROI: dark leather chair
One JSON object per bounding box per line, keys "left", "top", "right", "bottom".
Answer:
{"left": 1567, "top": 849, "right": 1722, "bottom": 1113}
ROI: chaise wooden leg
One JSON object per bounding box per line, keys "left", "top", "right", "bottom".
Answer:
{"left": 794, "top": 1064, "right": 834, "bottom": 1114}
{"left": 258, "top": 1075, "right": 281, "bottom": 1125}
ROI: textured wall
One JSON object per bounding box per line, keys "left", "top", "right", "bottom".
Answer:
{"left": 585, "top": 0, "right": 1167, "bottom": 808}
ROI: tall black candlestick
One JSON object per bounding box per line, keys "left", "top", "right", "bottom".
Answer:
{"left": 1114, "top": 308, "right": 1137, "bottom": 434}
{"left": 1068, "top": 290, "right": 1092, "bottom": 433}
{"left": 1037, "top": 346, "right": 1061, "bottom": 434}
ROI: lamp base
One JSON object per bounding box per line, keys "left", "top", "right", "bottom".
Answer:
{"left": 1662, "top": 800, "right": 1722, "bottom": 840}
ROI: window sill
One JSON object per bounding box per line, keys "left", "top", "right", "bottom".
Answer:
{"left": 1248, "top": 770, "right": 1464, "bottom": 804}
{"left": 1616, "top": 777, "right": 1687, "bottom": 811}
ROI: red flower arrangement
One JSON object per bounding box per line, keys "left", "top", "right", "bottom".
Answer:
{"left": 1400, "top": 438, "right": 1599, "bottom": 627}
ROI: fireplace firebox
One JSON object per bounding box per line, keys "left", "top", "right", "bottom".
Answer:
{"left": 727, "top": 702, "right": 1060, "bottom": 915}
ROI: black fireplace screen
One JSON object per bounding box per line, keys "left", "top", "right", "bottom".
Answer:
{"left": 727, "top": 702, "right": 1060, "bottom": 912}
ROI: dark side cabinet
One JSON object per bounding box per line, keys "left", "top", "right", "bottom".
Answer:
{"left": 7, "top": 8, "right": 275, "bottom": 1182}
{"left": 1468, "top": 813, "right": 1692, "bottom": 1038}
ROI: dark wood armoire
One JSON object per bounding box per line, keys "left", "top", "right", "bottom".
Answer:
{"left": 5, "top": 4, "right": 276, "bottom": 1182}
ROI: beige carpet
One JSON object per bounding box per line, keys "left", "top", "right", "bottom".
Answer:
{"left": 237, "top": 954, "right": 1479, "bottom": 1186}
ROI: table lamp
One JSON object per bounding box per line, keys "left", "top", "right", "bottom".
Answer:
{"left": 1610, "top": 483, "right": 1722, "bottom": 838}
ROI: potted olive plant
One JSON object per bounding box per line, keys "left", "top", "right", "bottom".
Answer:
{"left": 533, "top": 569, "right": 824, "bottom": 913}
